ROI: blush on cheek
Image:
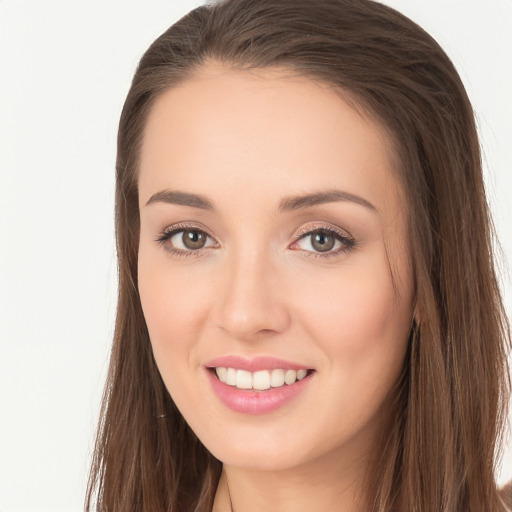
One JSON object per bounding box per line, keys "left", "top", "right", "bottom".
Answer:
{"left": 139, "top": 264, "right": 189, "bottom": 331}
{"left": 138, "top": 271, "right": 214, "bottom": 390}
{"left": 302, "top": 266, "right": 397, "bottom": 344}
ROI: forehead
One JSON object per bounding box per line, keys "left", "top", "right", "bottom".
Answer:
{"left": 138, "top": 62, "right": 401, "bottom": 214}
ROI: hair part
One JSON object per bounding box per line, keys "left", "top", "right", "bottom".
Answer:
{"left": 86, "top": 1, "right": 511, "bottom": 510}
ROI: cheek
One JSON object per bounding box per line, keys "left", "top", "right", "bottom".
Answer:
{"left": 293, "top": 250, "right": 412, "bottom": 385}
{"left": 137, "top": 252, "right": 211, "bottom": 380}
{"left": 300, "top": 263, "right": 404, "bottom": 338}
{"left": 286, "top": 253, "right": 412, "bottom": 447}
{"left": 138, "top": 255, "right": 225, "bottom": 440}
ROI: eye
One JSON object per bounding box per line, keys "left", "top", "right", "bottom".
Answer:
{"left": 290, "top": 226, "right": 355, "bottom": 257}
{"left": 156, "top": 224, "right": 218, "bottom": 255}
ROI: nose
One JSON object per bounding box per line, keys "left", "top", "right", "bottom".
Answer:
{"left": 215, "top": 247, "right": 291, "bottom": 341}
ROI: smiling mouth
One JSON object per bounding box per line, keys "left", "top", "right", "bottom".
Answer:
{"left": 212, "top": 367, "right": 314, "bottom": 391}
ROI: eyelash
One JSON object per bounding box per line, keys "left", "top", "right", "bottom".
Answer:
{"left": 155, "top": 222, "right": 356, "bottom": 260}
{"left": 155, "top": 222, "right": 217, "bottom": 258}
{"left": 290, "top": 224, "right": 356, "bottom": 260}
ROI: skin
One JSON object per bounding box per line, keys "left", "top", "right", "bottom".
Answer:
{"left": 137, "top": 62, "right": 415, "bottom": 512}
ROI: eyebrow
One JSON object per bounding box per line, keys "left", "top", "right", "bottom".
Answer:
{"left": 145, "top": 188, "right": 376, "bottom": 213}
{"left": 278, "top": 190, "right": 376, "bottom": 213}
{"left": 145, "top": 190, "right": 214, "bottom": 210}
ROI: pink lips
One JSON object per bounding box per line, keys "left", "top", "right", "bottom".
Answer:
{"left": 204, "top": 355, "right": 314, "bottom": 415}
{"left": 205, "top": 355, "right": 309, "bottom": 373}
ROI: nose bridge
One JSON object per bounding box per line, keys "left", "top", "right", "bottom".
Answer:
{"left": 216, "top": 242, "right": 289, "bottom": 339}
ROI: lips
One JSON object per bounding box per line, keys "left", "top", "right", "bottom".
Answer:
{"left": 205, "top": 355, "right": 312, "bottom": 372}
{"left": 204, "top": 355, "right": 315, "bottom": 414}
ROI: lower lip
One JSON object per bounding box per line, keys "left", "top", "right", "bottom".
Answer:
{"left": 206, "top": 369, "right": 314, "bottom": 415}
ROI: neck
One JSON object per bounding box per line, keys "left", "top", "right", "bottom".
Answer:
{"left": 212, "top": 447, "right": 370, "bottom": 512}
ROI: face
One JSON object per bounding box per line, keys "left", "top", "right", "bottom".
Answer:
{"left": 137, "top": 62, "right": 414, "bottom": 473}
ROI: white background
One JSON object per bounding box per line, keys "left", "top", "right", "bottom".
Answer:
{"left": 0, "top": 1, "right": 510, "bottom": 511}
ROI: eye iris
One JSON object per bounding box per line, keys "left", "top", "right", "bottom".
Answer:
{"left": 182, "top": 230, "right": 206, "bottom": 249}
{"left": 311, "top": 231, "right": 335, "bottom": 252}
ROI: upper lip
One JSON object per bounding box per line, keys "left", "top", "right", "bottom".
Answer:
{"left": 204, "top": 355, "right": 312, "bottom": 373}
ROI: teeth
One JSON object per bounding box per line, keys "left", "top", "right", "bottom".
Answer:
{"left": 226, "top": 367, "right": 237, "bottom": 386}
{"left": 284, "top": 369, "right": 297, "bottom": 384}
{"left": 216, "top": 367, "right": 228, "bottom": 383}
{"left": 237, "top": 370, "right": 252, "bottom": 389}
{"left": 270, "top": 369, "right": 285, "bottom": 387}
{"left": 214, "top": 367, "right": 309, "bottom": 390}
{"left": 253, "top": 370, "right": 271, "bottom": 390}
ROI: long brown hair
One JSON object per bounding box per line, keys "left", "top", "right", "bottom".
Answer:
{"left": 86, "top": 1, "right": 511, "bottom": 510}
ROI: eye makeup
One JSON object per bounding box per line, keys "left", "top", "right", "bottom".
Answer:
{"left": 155, "top": 221, "right": 356, "bottom": 260}
{"left": 155, "top": 222, "right": 218, "bottom": 257}
{"left": 289, "top": 222, "right": 356, "bottom": 260}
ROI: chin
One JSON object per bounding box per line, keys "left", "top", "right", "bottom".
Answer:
{"left": 211, "top": 444, "right": 308, "bottom": 472}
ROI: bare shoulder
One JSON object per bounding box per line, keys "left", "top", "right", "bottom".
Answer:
{"left": 500, "top": 480, "right": 512, "bottom": 511}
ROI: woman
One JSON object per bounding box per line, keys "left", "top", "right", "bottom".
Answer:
{"left": 86, "top": 0, "right": 511, "bottom": 510}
